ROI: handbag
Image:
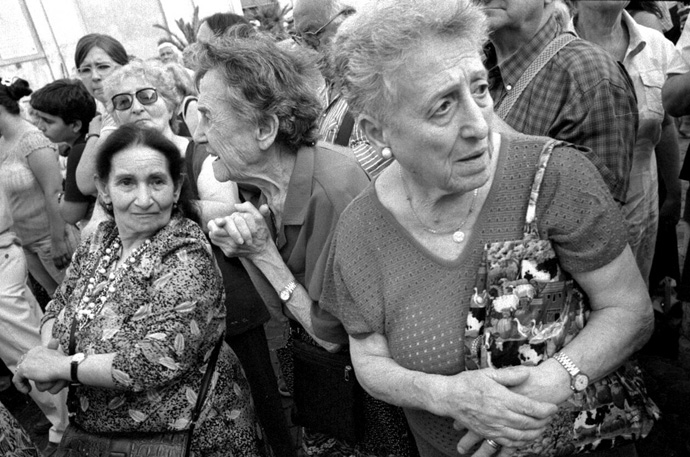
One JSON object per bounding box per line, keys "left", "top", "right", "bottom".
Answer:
{"left": 465, "top": 139, "right": 660, "bottom": 456}
{"left": 56, "top": 317, "right": 224, "bottom": 457}
{"left": 291, "top": 328, "right": 365, "bottom": 443}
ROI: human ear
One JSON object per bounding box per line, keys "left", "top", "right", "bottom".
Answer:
{"left": 256, "top": 114, "right": 279, "bottom": 151}
{"left": 94, "top": 176, "right": 109, "bottom": 202}
{"left": 360, "top": 114, "right": 388, "bottom": 151}
{"left": 70, "top": 120, "right": 82, "bottom": 135}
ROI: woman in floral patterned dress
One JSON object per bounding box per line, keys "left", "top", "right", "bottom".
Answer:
{"left": 13, "top": 124, "right": 270, "bottom": 456}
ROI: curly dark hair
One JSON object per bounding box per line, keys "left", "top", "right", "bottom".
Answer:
{"left": 0, "top": 77, "right": 32, "bottom": 115}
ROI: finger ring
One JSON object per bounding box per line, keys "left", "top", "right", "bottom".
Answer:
{"left": 486, "top": 439, "right": 501, "bottom": 450}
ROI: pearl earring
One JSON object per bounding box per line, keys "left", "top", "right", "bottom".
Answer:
{"left": 381, "top": 147, "right": 392, "bottom": 160}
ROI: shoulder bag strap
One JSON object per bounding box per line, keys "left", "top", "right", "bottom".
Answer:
{"left": 523, "top": 139, "right": 566, "bottom": 236}
{"left": 184, "top": 334, "right": 224, "bottom": 456}
{"left": 496, "top": 33, "right": 577, "bottom": 120}
{"left": 335, "top": 110, "right": 355, "bottom": 147}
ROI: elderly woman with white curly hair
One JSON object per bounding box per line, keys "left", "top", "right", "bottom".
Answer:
{"left": 319, "top": 1, "right": 657, "bottom": 456}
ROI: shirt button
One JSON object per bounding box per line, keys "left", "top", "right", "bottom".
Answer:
{"left": 506, "top": 84, "right": 512, "bottom": 90}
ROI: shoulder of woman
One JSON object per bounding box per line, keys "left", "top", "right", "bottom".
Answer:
{"left": 154, "top": 216, "right": 212, "bottom": 258}
{"left": 21, "top": 129, "right": 56, "bottom": 155}
{"left": 311, "top": 143, "right": 369, "bottom": 201}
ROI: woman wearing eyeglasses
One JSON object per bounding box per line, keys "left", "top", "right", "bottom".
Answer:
{"left": 102, "top": 60, "right": 238, "bottom": 229}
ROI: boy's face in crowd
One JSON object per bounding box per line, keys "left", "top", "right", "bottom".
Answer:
{"left": 32, "top": 109, "right": 80, "bottom": 144}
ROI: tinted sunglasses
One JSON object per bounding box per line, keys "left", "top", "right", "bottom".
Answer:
{"left": 111, "top": 88, "right": 158, "bottom": 111}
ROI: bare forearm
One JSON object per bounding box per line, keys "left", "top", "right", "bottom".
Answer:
{"left": 252, "top": 249, "right": 341, "bottom": 352}
{"left": 656, "top": 115, "right": 681, "bottom": 198}
{"left": 45, "top": 189, "right": 67, "bottom": 240}
{"left": 76, "top": 135, "right": 107, "bottom": 196}
{"left": 196, "top": 201, "right": 235, "bottom": 233}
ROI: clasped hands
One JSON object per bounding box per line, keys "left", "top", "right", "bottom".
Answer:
{"left": 208, "top": 202, "right": 274, "bottom": 260}
{"left": 441, "top": 366, "right": 560, "bottom": 457}
{"left": 13, "top": 338, "right": 70, "bottom": 395}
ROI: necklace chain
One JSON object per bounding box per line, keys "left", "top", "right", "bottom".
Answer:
{"left": 398, "top": 166, "right": 478, "bottom": 242}
{"left": 76, "top": 237, "right": 151, "bottom": 330}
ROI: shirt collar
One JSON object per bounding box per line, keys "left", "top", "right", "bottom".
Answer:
{"left": 491, "top": 14, "right": 562, "bottom": 89}
{"left": 570, "top": 10, "right": 646, "bottom": 61}
{"left": 621, "top": 10, "right": 646, "bottom": 60}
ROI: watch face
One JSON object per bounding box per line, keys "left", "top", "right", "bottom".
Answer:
{"left": 280, "top": 291, "right": 289, "bottom": 301}
{"left": 72, "top": 353, "right": 86, "bottom": 364}
{"left": 573, "top": 373, "right": 589, "bottom": 392}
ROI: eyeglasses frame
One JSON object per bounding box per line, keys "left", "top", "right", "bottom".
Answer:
{"left": 111, "top": 87, "right": 159, "bottom": 111}
{"left": 291, "top": 7, "right": 356, "bottom": 49}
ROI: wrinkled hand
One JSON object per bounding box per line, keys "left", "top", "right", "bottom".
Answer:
{"left": 34, "top": 339, "right": 70, "bottom": 394}
{"left": 208, "top": 202, "right": 273, "bottom": 260}
{"left": 13, "top": 343, "right": 69, "bottom": 395}
{"left": 52, "top": 235, "right": 72, "bottom": 270}
{"left": 447, "top": 367, "right": 558, "bottom": 453}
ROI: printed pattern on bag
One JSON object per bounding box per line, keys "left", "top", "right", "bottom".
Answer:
{"left": 463, "top": 139, "right": 659, "bottom": 456}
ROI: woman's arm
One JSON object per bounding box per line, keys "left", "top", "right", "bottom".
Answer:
{"left": 59, "top": 200, "right": 90, "bottom": 225}
{"left": 195, "top": 155, "right": 238, "bottom": 231}
{"left": 76, "top": 115, "right": 116, "bottom": 196}
{"left": 350, "top": 332, "right": 558, "bottom": 450}
{"left": 655, "top": 112, "right": 681, "bottom": 225}
{"left": 208, "top": 203, "right": 342, "bottom": 352}
{"left": 27, "top": 146, "right": 72, "bottom": 268}
{"left": 13, "top": 348, "right": 117, "bottom": 394}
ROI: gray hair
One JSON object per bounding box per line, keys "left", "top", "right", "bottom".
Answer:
{"left": 190, "top": 35, "right": 321, "bottom": 152}
{"left": 332, "top": 0, "right": 488, "bottom": 125}
{"left": 103, "top": 60, "right": 181, "bottom": 115}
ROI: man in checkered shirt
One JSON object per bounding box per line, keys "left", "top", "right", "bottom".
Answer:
{"left": 482, "top": 0, "right": 638, "bottom": 204}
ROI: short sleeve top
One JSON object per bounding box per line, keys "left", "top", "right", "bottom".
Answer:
{"left": 0, "top": 129, "right": 58, "bottom": 244}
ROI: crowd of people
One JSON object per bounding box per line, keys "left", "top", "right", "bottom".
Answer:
{"left": 1, "top": 0, "right": 689, "bottom": 456}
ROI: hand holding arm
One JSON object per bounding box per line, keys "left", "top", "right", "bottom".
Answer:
{"left": 350, "top": 333, "right": 558, "bottom": 450}
{"left": 208, "top": 202, "right": 342, "bottom": 352}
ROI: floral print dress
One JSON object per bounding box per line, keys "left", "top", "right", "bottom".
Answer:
{"left": 43, "top": 215, "right": 270, "bottom": 456}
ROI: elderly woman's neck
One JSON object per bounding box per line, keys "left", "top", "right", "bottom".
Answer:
{"left": 244, "top": 146, "right": 297, "bottom": 228}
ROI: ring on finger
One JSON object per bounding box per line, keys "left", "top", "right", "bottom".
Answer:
{"left": 486, "top": 439, "right": 501, "bottom": 451}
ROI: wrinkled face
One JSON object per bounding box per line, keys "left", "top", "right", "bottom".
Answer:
{"left": 111, "top": 76, "right": 173, "bottom": 133}
{"left": 99, "top": 145, "right": 180, "bottom": 241}
{"left": 194, "top": 68, "right": 262, "bottom": 183}
{"left": 480, "top": 0, "right": 549, "bottom": 33}
{"left": 31, "top": 109, "right": 79, "bottom": 144}
{"left": 380, "top": 36, "right": 494, "bottom": 195}
{"left": 77, "top": 46, "right": 121, "bottom": 103}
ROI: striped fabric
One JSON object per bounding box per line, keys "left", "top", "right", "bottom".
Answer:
{"left": 318, "top": 91, "right": 393, "bottom": 179}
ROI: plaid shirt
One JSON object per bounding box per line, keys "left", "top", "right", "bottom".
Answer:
{"left": 318, "top": 89, "right": 393, "bottom": 179}
{"left": 486, "top": 15, "right": 638, "bottom": 203}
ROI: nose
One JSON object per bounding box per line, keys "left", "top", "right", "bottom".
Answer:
{"left": 192, "top": 116, "right": 207, "bottom": 144}
{"left": 459, "top": 98, "right": 489, "bottom": 140}
{"left": 135, "top": 184, "right": 153, "bottom": 207}
{"left": 130, "top": 97, "right": 145, "bottom": 113}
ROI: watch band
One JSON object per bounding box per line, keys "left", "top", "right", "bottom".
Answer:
{"left": 71, "top": 353, "right": 86, "bottom": 383}
{"left": 553, "top": 352, "right": 589, "bottom": 392}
